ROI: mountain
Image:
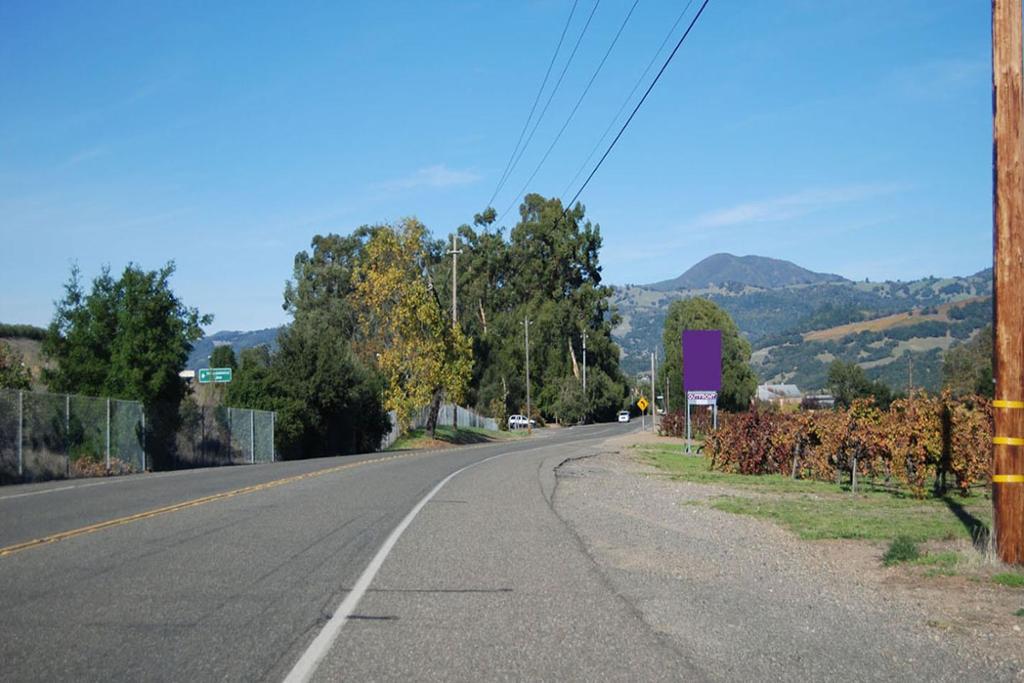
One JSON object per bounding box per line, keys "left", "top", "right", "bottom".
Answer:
{"left": 187, "top": 327, "right": 281, "bottom": 370}
{"left": 611, "top": 259, "right": 993, "bottom": 391}
{"left": 644, "top": 253, "right": 846, "bottom": 292}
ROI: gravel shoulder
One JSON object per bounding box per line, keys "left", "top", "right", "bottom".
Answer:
{"left": 552, "top": 432, "right": 1024, "bottom": 682}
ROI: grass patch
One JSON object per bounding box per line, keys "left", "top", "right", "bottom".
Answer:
{"left": 636, "top": 444, "right": 841, "bottom": 494}
{"left": 636, "top": 441, "right": 992, "bottom": 543}
{"left": 992, "top": 572, "right": 1024, "bottom": 588}
{"left": 707, "top": 494, "right": 990, "bottom": 542}
{"left": 1014, "top": 608, "right": 1024, "bottom": 617}
{"left": 912, "top": 551, "right": 961, "bottom": 568}
{"left": 387, "top": 426, "right": 518, "bottom": 451}
{"left": 883, "top": 536, "right": 920, "bottom": 566}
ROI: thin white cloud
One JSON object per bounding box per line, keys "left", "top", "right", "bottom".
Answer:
{"left": 887, "top": 58, "right": 987, "bottom": 100}
{"left": 58, "top": 146, "right": 108, "bottom": 169}
{"left": 374, "top": 164, "right": 481, "bottom": 192}
{"left": 693, "top": 184, "right": 903, "bottom": 230}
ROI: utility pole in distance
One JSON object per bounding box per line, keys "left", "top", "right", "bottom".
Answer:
{"left": 523, "top": 317, "right": 533, "bottom": 435}
{"left": 447, "top": 233, "right": 463, "bottom": 327}
{"left": 582, "top": 329, "right": 588, "bottom": 396}
{"left": 993, "top": 0, "right": 1024, "bottom": 566}
{"left": 651, "top": 351, "right": 657, "bottom": 431}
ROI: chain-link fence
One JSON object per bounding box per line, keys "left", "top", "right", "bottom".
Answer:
{"left": 0, "top": 388, "right": 276, "bottom": 484}
{"left": 380, "top": 402, "right": 499, "bottom": 450}
{"left": 174, "top": 404, "right": 276, "bottom": 468}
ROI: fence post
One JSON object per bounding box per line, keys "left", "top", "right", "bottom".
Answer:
{"left": 105, "top": 398, "right": 111, "bottom": 471}
{"left": 270, "top": 412, "right": 275, "bottom": 462}
{"left": 17, "top": 390, "right": 23, "bottom": 477}
{"left": 250, "top": 410, "right": 255, "bottom": 464}
{"left": 141, "top": 409, "right": 146, "bottom": 472}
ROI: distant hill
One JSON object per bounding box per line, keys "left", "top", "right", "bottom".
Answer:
{"left": 644, "top": 253, "right": 846, "bottom": 291}
{"left": 611, "top": 258, "right": 993, "bottom": 392}
{"left": 187, "top": 327, "right": 281, "bottom": 369}
{"left": 751, "top": 297, "right": 991, "bottom": 392}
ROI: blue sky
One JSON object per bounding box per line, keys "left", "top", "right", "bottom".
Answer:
{"left": 0, "top": 1, "right": 993, "bottom": 331}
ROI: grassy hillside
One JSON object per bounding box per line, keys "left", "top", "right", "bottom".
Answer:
{"left": 611, "top": 269, "right": 992, "bottom": 388}
{"left": 0, "top": 334, "right": 47, "bottom": 389}
{"left": 751, "top": 298, "right": 990, "bottom": 392}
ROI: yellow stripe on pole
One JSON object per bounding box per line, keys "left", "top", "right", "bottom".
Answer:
{"left": 993, "top": 399, "right": 1024, "bottom": 409}
{"left": 993, "top": 436, "right": 1024, "bottom": 446}
{"left": 993, "top": 474, "right": 1024, "bottom": 483}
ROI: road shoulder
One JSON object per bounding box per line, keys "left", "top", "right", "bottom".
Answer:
{"left": 551, "top": 433, "right": 1023, "bottom": 681}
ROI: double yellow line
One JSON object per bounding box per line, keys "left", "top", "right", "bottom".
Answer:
{"left": 0, "top": 452, "right": 415, "bottom": 558}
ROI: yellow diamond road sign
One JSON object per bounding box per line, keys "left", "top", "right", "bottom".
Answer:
{"left": 637, "top": 397, "right": 649, "bottom": 412}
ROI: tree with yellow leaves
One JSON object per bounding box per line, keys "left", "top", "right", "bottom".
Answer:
{"left": 353, "top": 218, "right": 472, "bottom": 437}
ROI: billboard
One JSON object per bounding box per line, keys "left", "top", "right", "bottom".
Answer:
{"left": 682, "top": 330, "right": 722, "bottom": 393}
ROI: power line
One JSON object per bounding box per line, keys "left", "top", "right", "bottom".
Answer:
{"left": 490, "top": 0, "right": 601, "bottom": 210}
{"left": 498, "top": 0, "right": 639, "bottom": 224}
{"left": 486, "top": 0, "right": 580, "bottom": 209}
{"left": 560, "top": 0, "right": 696, "bottom": 200}
{"left": 564, "top": 0, "right": 712, "bottom": 214}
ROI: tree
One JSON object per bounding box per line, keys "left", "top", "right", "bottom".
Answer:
{"left": 267, "top": 324, "right": 389, "bottom": 458}
{"left": 42, "top": 263, "right": 210, "bottom": 466}
{"left": 209, "top": 345, "right": 237, "bottom": 370}
{"left": 657, "top": 298, "right": 757, "bottom": 412}
{"left": 223, "top": 228, "right": 393, "bottom": 458}
{"left": 551, "top": 376, "right": 586, "bottom": 425}
{"left": 352, "top": 219, "right": 472, "bottom": 435}
{"left": 827, "top": 359, "right": 893, "bottom": 408}
{"left": 942, "top": 325, "right": 993, "bottom": 397}
{"left": 445, "top": 195, "right": 627, "bottom": 422}
{"left": 0, "top": 341, "right": 31, "bottom": 390}
{"left": 43, "top": 263, "right": 209, "bottom": 403}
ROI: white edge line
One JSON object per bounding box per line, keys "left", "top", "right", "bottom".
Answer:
{"left": 282, "top": 450, "right": 510, "bottom": 683}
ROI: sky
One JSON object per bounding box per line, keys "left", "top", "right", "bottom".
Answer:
{"left": 0, "top": 1, "right": 994, "bottom": 332}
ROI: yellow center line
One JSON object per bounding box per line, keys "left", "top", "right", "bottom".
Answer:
{"left": 0, "top": 452, "right": 419, "bottom": 559}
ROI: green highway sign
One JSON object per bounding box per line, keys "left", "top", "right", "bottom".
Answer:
{"left": 198, "top": 367, "right": 233, "bottom": 384}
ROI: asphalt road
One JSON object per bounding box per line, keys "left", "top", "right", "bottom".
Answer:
{"left": 0, "top": 422, "right": 692, "bottom": 681}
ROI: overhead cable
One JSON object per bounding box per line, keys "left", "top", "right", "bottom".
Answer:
{"left": 486, "top": 0, "right": 581, "bottom": 209}
{"left": 498, "top": 0, "right": 639, "bottom": 224}
{"left": 563, "top": 0, "right": 712, "bottom": 214}
{"left": 560, "top": 0, "right": 696, "bottom": 200}
{"left": 490, "top": 0, "right": 602, "bottom": 209}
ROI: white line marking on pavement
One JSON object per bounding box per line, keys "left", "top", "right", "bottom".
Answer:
{"left": 282, "top": 450, "right": 512, "bottom": 683}
{"left": 0, "top": 480, "right": 115, "bottom": 501}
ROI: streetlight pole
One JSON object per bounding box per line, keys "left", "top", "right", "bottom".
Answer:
{"left": 523, "top": 317, "right": 533, "bottom": 435}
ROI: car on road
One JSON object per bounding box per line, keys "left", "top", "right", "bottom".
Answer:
{"left": 508, "top": 414, "right": 535, "bottom": 429}
{"left": 617, "top": 410, "right": 630, "bottom": 423}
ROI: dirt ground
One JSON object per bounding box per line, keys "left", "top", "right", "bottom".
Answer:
{"left": 553, "top": 430, "right": 1024, "bottom": 681}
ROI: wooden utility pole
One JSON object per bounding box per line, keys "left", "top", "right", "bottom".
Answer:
{"left": 651, "top": 351, "right": 657, "bottom": 431}
{"left": 523, "top": 318, "right": 532, "bottom": 435}
{"left": 447, "top": 233, "right": 463, "bottom": 327}
{"left": 992, "top": 0, "right": 1024, "bottom": 566}
{"left": 582, "top": 329, "right": 587, "bottom": 396}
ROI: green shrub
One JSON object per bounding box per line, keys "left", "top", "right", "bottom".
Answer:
{"left": 883, "top": 536, "right": 920, "bottom": 566}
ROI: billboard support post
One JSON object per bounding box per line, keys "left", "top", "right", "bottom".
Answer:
{"left": 682, "top": 330, "right": 723, "bottom": 455}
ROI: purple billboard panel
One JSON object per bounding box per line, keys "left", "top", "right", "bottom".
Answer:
{"left": 682, "top": 330, "right": 722, "bottom": 392}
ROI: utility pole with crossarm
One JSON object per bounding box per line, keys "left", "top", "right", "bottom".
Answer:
{"left": 447, "top": 233, "right": 463, "bottom": 328}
